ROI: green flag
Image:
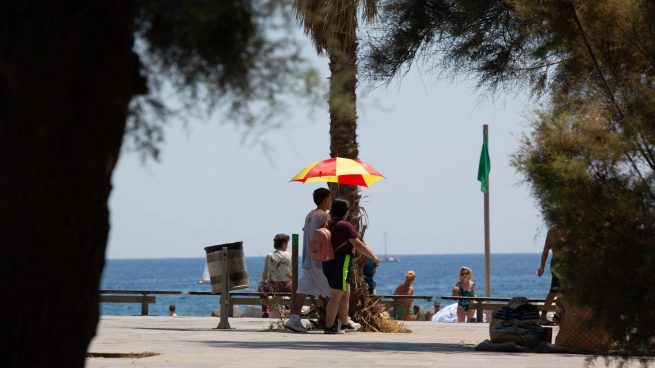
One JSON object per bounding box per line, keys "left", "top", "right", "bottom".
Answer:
{"left": 477, "top": 134, "right": 490, "bottom": 193}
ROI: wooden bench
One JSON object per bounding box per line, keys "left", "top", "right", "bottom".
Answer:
{"left": 440, "top": 296, "right": 556, "bottom": 322}
{"left": 371, "top": 294, "right": 432, "bottom": 309}
{"left": 190, "top": 291, "right": 301, "bottom": 318}
{"left": 188, "top": 291, "right": 432, "bottom": 316}
{"left": 189, "top": 291, "right": 296, "bottom": 316}
{"left": 99, "top": 290, "right": 182, "bottom": 316}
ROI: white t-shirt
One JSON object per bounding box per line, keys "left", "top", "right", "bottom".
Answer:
{"left": 265, "top": 250, "right": 292, "bottom": 282}
{"left": 302, "top": 208, "right": 329, "bottom": 269}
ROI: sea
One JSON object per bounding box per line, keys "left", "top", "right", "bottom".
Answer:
{"left": 100, "top": 253, "right": 552, "bottom": 316}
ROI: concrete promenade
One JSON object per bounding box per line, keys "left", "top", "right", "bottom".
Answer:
{"left": 87, "top": 316, "right": 645, "bottom": 367}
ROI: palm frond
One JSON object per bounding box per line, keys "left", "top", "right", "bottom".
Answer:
{"left": 362, "top": 0, "right": 378, "bottom": 23}
{"left": 294, "top": 0, "right": 375, "bottom": 54}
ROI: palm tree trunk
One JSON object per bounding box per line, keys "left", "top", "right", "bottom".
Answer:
{"left": 297, "top": 0, "right": 397, "bottom": 332}
{"left": 0, "top": 3, "right": 144, "bottom": 367}
{"left": 327, "top": 35, "right": 379, "bottom": 329}
{"left": 328, "top": 37, "right": 361, "bottom": 225}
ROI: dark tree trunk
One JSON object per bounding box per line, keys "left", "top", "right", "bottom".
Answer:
{"left": 0, "top": 2, "right": 144, "bottom": 367}
{"left": 328, "top": 37, "right": 360, "bottom": 225}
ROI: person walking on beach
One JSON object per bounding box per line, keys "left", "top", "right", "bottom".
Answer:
{"left": 393, "top": 271, "right": 416, "bottom": 320}
{"left": 260, "top": 234, "right": 292, "bottom": 318}
{"left": 322, "top": 199, "right": 380, "bottom": 334}
{"left": 537, "top": 227, "right": 565, "bottom": 324}
{"left": 284, "top": 188, "right": 334, "bottom": 333}
{"left": 169, "top": 304, "right": 177, "bottom": 317}
{"left": 453, "top": 266, "right": 476, "bottom": 322}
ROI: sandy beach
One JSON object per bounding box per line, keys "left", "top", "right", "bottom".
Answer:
{"left": 86, "top": 316, "right": 647, "bottom": 367}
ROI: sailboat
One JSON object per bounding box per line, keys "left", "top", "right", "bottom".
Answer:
{"left": 198, "top": 264, "right": 210, "bottom": 284}
{"left": 380, "top": 232, "right": 400, "bottom": 262}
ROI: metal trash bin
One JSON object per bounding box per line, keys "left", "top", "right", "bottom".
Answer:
{"left": 204, "top": 241, "right": 249, "bottom": 294}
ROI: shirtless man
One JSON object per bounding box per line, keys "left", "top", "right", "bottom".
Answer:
{"left": 393, "top": 271, "right": 415, "bottom": 320}
{"left": 537, "top": 227, "right": 566, "bottom": 323}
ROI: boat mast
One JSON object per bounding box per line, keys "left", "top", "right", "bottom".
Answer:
{"left": 384, "top": 231, "right": 388, "bottom": 258}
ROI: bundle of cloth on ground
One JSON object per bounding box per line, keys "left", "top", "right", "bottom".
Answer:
{"left": 475, "top": 296, "right": 579, "bottom": 353}
{"left": 490, "top": 298, "right": 542, "bottom": 347}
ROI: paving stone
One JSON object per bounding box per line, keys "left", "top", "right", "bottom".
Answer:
{"left": 86, "top": 316, "right": 645, "bottom": 367}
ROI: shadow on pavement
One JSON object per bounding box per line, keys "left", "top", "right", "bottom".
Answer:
{"left": 134, "top": 327, "right": 246, "bottom": 332}
{"left": 198, "top": 340, "right": 475, "bottom": 354}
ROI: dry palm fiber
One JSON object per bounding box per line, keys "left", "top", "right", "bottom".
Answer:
{"left": 349, "top": 255, "right": 409, "bottom": 333}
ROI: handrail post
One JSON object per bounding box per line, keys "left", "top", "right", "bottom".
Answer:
{"left": 217, "top": 247, "right": 231, "bottom": 329}
{"left": 291, "top": 233, "right": 299, "bottom": 303}
{"left": 141, "top": 291, "right": 148, "bottom": 316}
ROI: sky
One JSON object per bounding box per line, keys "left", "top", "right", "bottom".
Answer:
{"left": 106, "top": 34, "right": 550, "bottom": 260}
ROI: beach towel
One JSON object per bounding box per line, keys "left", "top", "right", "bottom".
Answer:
{"left": 431, "top": 303, "right": 486, "bottom": 323}
{"left": 431, "top": 303, "right": 458, "bottom": 323}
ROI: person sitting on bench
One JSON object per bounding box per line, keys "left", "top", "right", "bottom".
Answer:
{"left": 453, "top": 266, "right": 476, "bottom": 322}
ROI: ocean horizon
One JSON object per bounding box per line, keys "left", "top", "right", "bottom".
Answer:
{"left": 105, "top": 252, "right": 542, "bottom": 260}
{"left": 100, "top": 253, "right": 552, "bottom": 317}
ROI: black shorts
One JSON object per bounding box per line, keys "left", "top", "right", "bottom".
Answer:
{"left": 550, "top": 272, "right": 560, "bottom": 293}
{"left": 322, "top": 253, "right": 352, "bottom": 291}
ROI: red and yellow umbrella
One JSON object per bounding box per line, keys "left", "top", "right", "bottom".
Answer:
{"left": 291, "top": 157, "right": 384, "bottom": 187}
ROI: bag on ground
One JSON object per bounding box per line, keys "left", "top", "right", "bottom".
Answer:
{"left": 490, "top": 299, "right": 544, "bottom": 348}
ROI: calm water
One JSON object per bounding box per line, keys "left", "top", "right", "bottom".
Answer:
{"left": 100, "top": 254, "right": 552, "bottom": 316}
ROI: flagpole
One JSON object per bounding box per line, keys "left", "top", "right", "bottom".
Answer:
{"left": 483, "top": 124, "right": 491, "bottom": 298}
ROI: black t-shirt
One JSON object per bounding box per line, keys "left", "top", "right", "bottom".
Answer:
{"left": 331, "top": 220, "right": 357, "bottom": 255}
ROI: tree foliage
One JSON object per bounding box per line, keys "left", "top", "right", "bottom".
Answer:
{"left": 514, "top": 104, "right": 655, "bottom": 359}
{"left": 367, "top": 0, "right": 655, "bottom": 357}
{"left": 365, "top": 0, "right": 539, "bottom": 91}
{"left": 1, "top": 2, "right": 321, "bottom": 366}
{"left": 128, "top": 0, "right": 321, "bottom": 159}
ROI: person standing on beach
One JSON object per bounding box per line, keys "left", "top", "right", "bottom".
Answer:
{"left": 322, "top": 199, "right": 380, "bottom": 334}
{"left": 537, "top": 227, "right": 565, "bottom": 323}
{"left": 393, "top": 271, "right": 416, "bottom": 320}
{"left": 453, "top": 266, "right": 476, "bottom": 322}
{"left": 362, "top": 258, "right": 378, "bottom": 294}
{"left": 284, "top": 188, "right": 334, "bottom": 333}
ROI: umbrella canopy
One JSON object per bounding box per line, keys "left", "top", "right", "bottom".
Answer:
{"left": 291, "top": 157, "right": 384, "bottom": 187}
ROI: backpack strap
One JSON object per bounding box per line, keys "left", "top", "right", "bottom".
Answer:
{"left": 333, "top": 240, "right": 350, "bottom": 254}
